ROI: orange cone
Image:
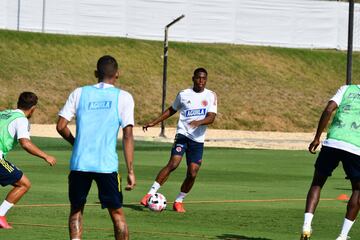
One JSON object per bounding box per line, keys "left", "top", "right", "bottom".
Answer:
{"left": 337, "top": 194, "right": 350, "bottom": 201}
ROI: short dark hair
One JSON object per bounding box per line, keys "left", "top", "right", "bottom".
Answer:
{"left": 17, "top": 92, "right": 38, "bottom": 110}
{"left": 193, "top": 67, "right": 207, "bottom": 76}
{"left": 97, "top": 55, "right": 118, "bottom": 80}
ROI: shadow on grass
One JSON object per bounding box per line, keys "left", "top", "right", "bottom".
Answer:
{"left": 217, "top": 234, "right": 272, "bottom": 240}
{"left": 123, "top": 204, "right": 146, "bottom": 211}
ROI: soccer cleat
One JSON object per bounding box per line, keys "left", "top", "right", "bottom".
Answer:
{"left": 140, "top": 193, "right": 152, "bottom": 206}
{"left": 335, "top": 235, "right": 350, "bottom": 240}
{"left": 0, "top": 216, "right": 12, "bottom": 229}
{"left": 173, "top": 202, "right": 186, "bottom": 213}
{"left": 300, "top": 231, "right": 311, "bottom": 240}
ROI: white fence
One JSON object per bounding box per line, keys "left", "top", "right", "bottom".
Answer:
{"left": 1, "top": 0, "right": 360, "bottom": 50}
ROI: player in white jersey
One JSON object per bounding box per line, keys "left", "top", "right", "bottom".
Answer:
{"left": 140, "top": 68, "right": 217, "bottom": 212}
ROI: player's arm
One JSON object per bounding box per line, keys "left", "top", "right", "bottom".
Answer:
{"left": 56, "top": 116, "right": 75, "bottom": 146}
{"left": 142, "top": 106, "right": 177, "bottom": 131}
{"left": 308, "top": 100, "right": 338, "bottom": 154}
{"left": 19, "top": 138, "right": 56, "bottom": 166}
{"left": 189, "top": 112, "right": 216, "bottom": 128}
{"left": 122, "top": 125, "right": 135, "bottom": 191}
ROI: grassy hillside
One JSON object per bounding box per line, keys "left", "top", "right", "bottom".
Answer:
{"left": 1, "top": 29, "right": 359, "bottom": 131}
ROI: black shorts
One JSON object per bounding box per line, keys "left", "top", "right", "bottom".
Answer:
{"left": 171, "top": 134, "right": 204, "bottom": 165}
{"left": 0, "top": 158, "right": 23, "bottom": 186}
{"left": 315, "top": 146, "right": 360, "bottom": 180}
{"left": 68, "top": 171, "right": 123, "bottom": 209}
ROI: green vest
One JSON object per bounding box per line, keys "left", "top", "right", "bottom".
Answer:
{"left": 0, "top": 110, "right": 26, "bottom": 157}
{"left": 327, "top": 85, "right": 360, "bottom": 147}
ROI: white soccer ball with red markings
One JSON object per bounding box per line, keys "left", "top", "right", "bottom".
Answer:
{"left": 147, "top": 193, "right": 167, "bottom": 212}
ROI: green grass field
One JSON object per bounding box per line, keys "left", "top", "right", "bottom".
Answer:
{"left": 0, "top": 137, "right": 357, "bottom": 239}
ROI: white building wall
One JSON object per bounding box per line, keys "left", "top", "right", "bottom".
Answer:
{"left": 0, "top": 0, "right": 359, "bottom": 50}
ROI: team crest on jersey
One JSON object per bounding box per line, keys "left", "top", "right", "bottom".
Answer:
{"left": 201, "top": 100, "right": 208, "bottom": 107}
{"left": 176, "top": 146, "right": 182, "bottom": 152}
{"left": 185, "top": 108, "right": 206, "bottom": 117}
{"left": 88, "top": 101, "right": 112, "bottom": 110}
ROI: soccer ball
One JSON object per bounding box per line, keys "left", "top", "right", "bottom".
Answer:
{"left": 147, "top": 193, "right": 167, "bottom": 212}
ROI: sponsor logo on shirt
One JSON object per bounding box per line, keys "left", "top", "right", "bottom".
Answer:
{"left": 185, "top": 108, "right": 206, "bottom": 117}
{"left": 88, "top": 101, "right": 112, "bottom": 110}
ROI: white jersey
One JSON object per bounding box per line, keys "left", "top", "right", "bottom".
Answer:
{"left": 58, "top": 82, "right": 135, "bottom": 128}
{"left": 322, "top": 85, "right": 360, "bottom": 156}
{"left": 172, "top": 88, "right": 217, "bottom": 143}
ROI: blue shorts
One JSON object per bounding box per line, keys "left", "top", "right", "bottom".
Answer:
{"left": 0, "top": 158, "right": 23, "bottom": 187}
{"left": 315, "top": 146, "right": 360, "bottom": 180}
{"left": 68, "top": 171, "right": 123, "bottom": 209}
{"left": 171, "top": 134, "right": 204, "bottom": 165}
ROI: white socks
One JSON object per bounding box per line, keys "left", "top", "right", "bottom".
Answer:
{"left": 147, "top": 182, "right": 187, "bottom": 203}
{"left": 175, "top": 192, "right": 187, "bottom": 203}
{"left": 302, "top": 213, "right": 314, "bottom": 232}
{"left": 148, "top": 181, "right": 161, "bottom": 195}
{"left": 0, "top": 200, "right": 14, "bottom": 216}
{"left": 339, "top": 218, "right": 354, "bottom": 238}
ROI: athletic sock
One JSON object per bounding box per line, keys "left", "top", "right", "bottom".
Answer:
{"left": 148, "top": 181, "right": 161, "bottom": 195}
{"left": 302, "top": 212, "right": 314, "bottom": 232}
{"left": 339, "top": 218, "right": 354, "bottom": 237}
{"left": 0, "top": 200, "right": 14, "bottom": 216}
{"left": 175, "top": 192, "right": 187, "bottom": 203}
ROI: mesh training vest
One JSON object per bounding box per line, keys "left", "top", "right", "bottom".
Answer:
{"left": 0, "top": 110, "right": 25, "bottom": 157}
{"left": 70, "top": 86, "right": 121, "bottom": 173}
{"left": 327, "top": 85, "right": 360, "bottom": 147}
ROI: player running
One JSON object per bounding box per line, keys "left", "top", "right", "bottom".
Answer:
{"left": 300, "top": 85, "right": 360, "bottom": 240}
{"left": 0, "top": 92, "right": 56, "bottom": 229}
{"left": 140, "top": 67, "right": 217, "bottom": 213}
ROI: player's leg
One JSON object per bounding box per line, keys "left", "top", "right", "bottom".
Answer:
{"left": 108, "top": 208, "right": 128, "bottom": 240}
{"left": 0, "top": 159, "right": 28, "bottom": 228}
{"left": 301, "top": 146, "right": 340, "bottom": 240}
{"left": 95, "top": 172, "right": 127, "bottom": 240}
{"left": 304, "top": 170, "right": 328, "bottom": 214}
{"left": 336, "top": 152, "right": 360, "bottom": 240}
{"left": 140, "top": 134, "right": 186, "bottom": 206}
{"left": 69, "top": 205, "right": 85, "bottom": 240}
{"left": 173, "top": 137, "right": 203, "bottom": 212}
{"left": 155, "top": 154, "right": 183, "bottom": 185}
{"left": 68, "top": 171, "right": 92, "bottom": 239}
{"left": 335, "top": 180, "right": 359, "bottom": 240}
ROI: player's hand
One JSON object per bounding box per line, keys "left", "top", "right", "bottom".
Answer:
{"left": 45, "top": 155, "right": 57, "bottom": 166}
{"left": 189, "top": 120, "right": 201, "bottom": 129}
{"left": 143, "top": 123, "right": 155, "bottom": 132}
{"left": 125, "top": 172, "right": 136, "bottom": 191}
{"left": 308, "top": 138, "right": 320, "bottom": 154}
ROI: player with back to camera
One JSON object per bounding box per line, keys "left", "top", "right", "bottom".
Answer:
{"left": 300, "top": 84, "right": 360, "bottom": 240}
{"left": 0, "top": 92, "right": 56, "bottom": 229}
{"left": 140, "top": 67, "right": 217, "bottom": 212}
{"left": 56, "top": 55, "right": 135, "bottom": 240}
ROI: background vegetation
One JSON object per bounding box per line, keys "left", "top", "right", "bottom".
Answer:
{"left": 1, "top": 30, "right": 360, "bottom": 131}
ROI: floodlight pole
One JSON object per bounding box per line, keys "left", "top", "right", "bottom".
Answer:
{"left": 42, "top": 0, "right": 46, "bottom": 32}
{"left": 160, "top": 14, "right": 185, "bottom": 137}
{"left": 346, "top": 0, "right": 354, "bottom": 85}
{"left": 17, "top": 0, "right": 21, "bottom": 31}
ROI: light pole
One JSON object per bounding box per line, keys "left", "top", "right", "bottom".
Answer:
{"left": 160, "top": 14, "right": 185, "bottom": 137}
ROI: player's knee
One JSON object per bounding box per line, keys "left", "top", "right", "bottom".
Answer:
{"left": 17, "top": 177, "right": 31, "bottom": 191}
